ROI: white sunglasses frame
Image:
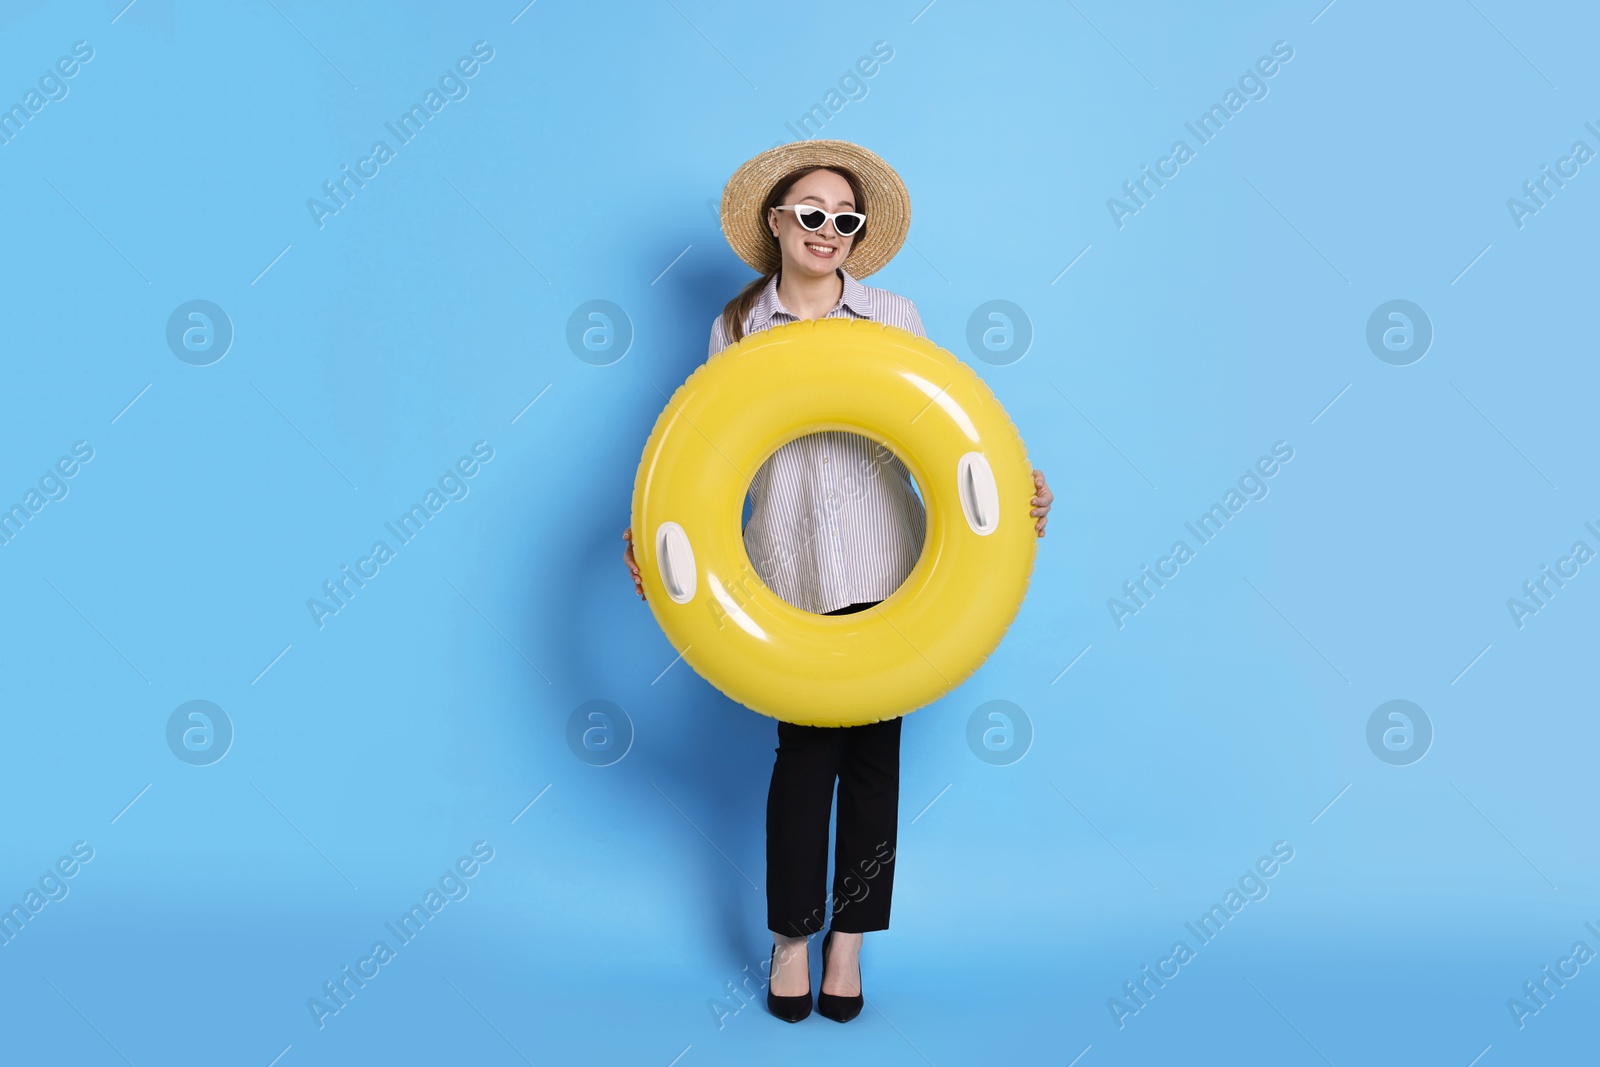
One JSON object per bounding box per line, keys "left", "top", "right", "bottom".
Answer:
{"left": 772, "top": 204, "right": 867, "bottom": 237}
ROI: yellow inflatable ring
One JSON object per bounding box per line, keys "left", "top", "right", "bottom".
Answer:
{"left": 631, "top": 316, "right": 1037, "bottom": 727}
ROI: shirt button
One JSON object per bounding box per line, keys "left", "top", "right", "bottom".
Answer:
{"left": 822, "top": 454, "right": 829, "bottom": 463}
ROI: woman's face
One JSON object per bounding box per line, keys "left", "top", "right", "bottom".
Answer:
{"left": 767, "top": 169, "right": 857, "bottom": 280}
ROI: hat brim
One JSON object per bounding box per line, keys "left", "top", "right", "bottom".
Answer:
{"left": 719, "top": 140, "right": 910, "bottom": 280}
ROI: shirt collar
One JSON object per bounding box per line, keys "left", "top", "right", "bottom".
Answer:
{"left": 754, "top": 268, "right": 875, "bottom": 327}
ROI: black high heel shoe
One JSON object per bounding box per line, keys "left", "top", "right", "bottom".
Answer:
{"left": 767, "top": 941, "right": 812, "bottom": 1023}
{"left": 817, "top": 929, "right": 864, "bottom": 1023}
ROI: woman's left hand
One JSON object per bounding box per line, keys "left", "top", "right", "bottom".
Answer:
{"left": 1030, "top": 469, "right": 1054, "bottom": 537}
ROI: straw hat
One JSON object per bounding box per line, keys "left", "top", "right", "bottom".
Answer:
{"left": 719, "top": 139, "right": 911, "bottom": 279}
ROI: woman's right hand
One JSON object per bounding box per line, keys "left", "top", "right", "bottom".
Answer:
{"left": 622, "top": 527, "right": 646, "bottom": 601}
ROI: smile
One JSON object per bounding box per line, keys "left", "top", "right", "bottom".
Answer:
{"left": 805, "top": 242, "right": 837, "bottom": 258}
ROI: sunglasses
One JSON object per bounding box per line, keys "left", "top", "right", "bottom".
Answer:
{"left": 774, "top": 204, "right": 866, "bottom": 237}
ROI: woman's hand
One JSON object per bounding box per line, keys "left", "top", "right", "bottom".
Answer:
{"left": 622, "top": 527, "right": 646, "bottom": 600}
{"left": 1030, "top": 469, "right": 1054, "bottom": 537}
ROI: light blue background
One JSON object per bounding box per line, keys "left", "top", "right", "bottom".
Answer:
{"left": 1, "top": 1, "right": 1595, "bottom": 1063}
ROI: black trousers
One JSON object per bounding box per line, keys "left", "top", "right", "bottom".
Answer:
{"left": 766, "top": 599, "right": 901, "bottom": 937}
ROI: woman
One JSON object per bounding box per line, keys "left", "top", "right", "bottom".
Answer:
{"left": 622, "top": 141, "right": 1054, "bottom": 1023}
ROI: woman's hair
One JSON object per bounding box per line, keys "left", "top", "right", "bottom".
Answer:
{"left": 719, "top": 165, "right": 868, "bottom": 346}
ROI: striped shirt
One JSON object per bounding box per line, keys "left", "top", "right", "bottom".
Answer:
{"left": 708, "top": 268, "right": 927, "bottom": 615}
